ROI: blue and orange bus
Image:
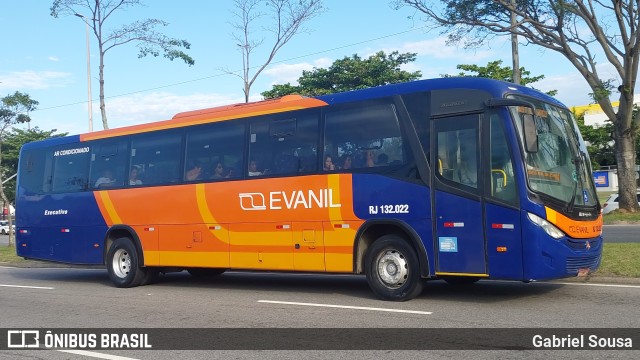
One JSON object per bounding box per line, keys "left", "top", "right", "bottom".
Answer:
{"left": 16, "top": 77, "right": 602, "bottom": 301}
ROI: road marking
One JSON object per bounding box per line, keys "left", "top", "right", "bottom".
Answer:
{"left": 0, "top": 284, "right": 54, "bottom": 290}
{"left": 58, "top": 350, "right": 139, "bottom": 360}
{"left": 258, "top": 300, "right": 432, "bottom": 315}
{"left": 552, "top": 282, "right": 640, "bottom": 289}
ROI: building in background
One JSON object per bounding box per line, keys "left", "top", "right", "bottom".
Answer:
{"left": 571, "top": 95, "right": 640, "bottom": 127}
{"left": 571, "top": 96, "right": 640, "bottom": 192}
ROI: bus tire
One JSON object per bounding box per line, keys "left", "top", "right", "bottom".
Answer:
{"left": 187, "top": 268, "right": 226, "bottom": 278}
{"left": 139, "top": 267, "right": 160, "bottom": 286}
{"left": 365, "top": 235, "right": 424, "bottom": 301}
{"left": 106, "top": 238, "right": 146, "bottom": 288}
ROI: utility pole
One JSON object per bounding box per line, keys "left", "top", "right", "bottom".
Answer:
{"left": 510, "top": 0, "right": 521, "bottom": 84}
{"left": 75, "top": 13, "right": 94, "bottom": 132}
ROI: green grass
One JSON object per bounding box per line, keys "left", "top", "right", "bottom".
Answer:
{"left": 0, "top": 245, "right": 61, "bottom": 267}
{"left": 595, "top": 243, "right": 640, "bottom": 278}
{"left": 603, "top": 211, "right": 640, "bottom": 224}
{"left": 2, "top": 243, "right": 639, "bottom": 278}
{"left": 0, "top": 245, "right": 22, "bottom": 264}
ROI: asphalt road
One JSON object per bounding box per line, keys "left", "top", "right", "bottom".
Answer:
{"left": 602, "top": 225, "right": 640, "bottom": 242}
{"left": 1, "top": 226, "right": 638, "bottom": 359}
{"left": 0, "top": 267, "right": 639, "bottom": 359}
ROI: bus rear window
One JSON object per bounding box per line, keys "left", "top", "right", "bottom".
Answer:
{"left": 19, "top": 148, "right": 51, "bottom": 195}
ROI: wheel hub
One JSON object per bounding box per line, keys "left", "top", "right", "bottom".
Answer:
{"left": 112, "top": 248, "right": 131, "bottom": 279}
{"left": 376, "top": 249, "right": 408, "bottom": 288}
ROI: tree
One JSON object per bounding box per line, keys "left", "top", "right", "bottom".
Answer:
{"left": 445, "top": 60, "right": 557, "bottom": 96}
{"left": 1, "top": 128, "right": 67, "bottom": 204}
{"left": 51, "top": 0, "right": 195, "bottom": 130}
{"left": 0, "top": 92, "right": 38, "bottom": 246}
{"left": 574, "top": 113, "right": 616, "bottom": 169}
{"left": 230, "top": 0, "right": 324, "bottom": 102}
{"left": 261, "top": 51, "right": 422, "bottom": 98}
{"left": 396, "top": 0, "right": 640, "bottom": 213}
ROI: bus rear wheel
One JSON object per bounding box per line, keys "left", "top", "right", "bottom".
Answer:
{"left": 106, "top": 238, "right": 147, "bottom": 288}
{"left": 365, "top": 235, "right": 423, "bottom": 301}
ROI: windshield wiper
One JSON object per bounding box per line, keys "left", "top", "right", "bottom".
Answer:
{"left": 566, "top": 179, "right": 578, "bottom": 213}
{"left": 566, "top": 155, "right": 583, "bottom": 214}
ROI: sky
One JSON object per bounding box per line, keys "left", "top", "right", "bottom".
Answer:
{"left": 0, "top": 1, "right": 621, "bottom": 136}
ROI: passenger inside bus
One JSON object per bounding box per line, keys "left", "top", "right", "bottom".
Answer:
{"left": 339, "top": 154, "right": 353, "bottom": 170}
{"left": 366, "top": 150, "right": 376, "bottom": 167}
{"left": 94, "top": 170, "right": 116, "bottom": 188}
{"left": 185, "top": 162, "right": 203, "bottom": 181}
{"left": 129, "top": 167, "right": 142, "bottom": 186}
{"left": 323, "top": 155, "right": 336, "bottom": 171}
{"left": 210, "top": 162, "right": 226, "bottom": 179}
{"left": 248, "top": 160, "right": 267, "bottom": 176}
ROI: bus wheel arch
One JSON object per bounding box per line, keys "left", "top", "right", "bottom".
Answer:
{"left": 353, "top": 221, "right": 429, "bottom": 277}
{"left": 103, "top": 226, "right": 145, "bottom": 267}
{"left": 104, "top": 226, "right": 155, "bottom": 287}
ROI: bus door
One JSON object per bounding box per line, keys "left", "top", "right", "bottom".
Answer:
{"left": 433, "top": 114, "right": 487, "bottom": 275}
{"left": 482, "top": 112, "right": 523, "bottom": 280}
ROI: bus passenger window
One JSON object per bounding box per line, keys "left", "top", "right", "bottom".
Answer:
{"left": 324, "top": 101, "right": 405, "bottom": 173}
{"left": 130, "top": 131, "right": 182, "bottom": 186}
{"left": 51, "top": 146, "right": 90, "bottom": 192}
{"left": 184, "top": 121, "right": 245, "bottom": 182}
{"left": 249, "top": 111, "right": 318, "bottom": 177}
{"left": 90, "top": 141, "right": 127, "bottom": 189}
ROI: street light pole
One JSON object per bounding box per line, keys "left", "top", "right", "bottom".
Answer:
{"left": 75, "top": 13, "right": 93, "bottom": 132}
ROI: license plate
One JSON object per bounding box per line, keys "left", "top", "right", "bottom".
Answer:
{"left": 577, "top": 268, "right": 590, "bottom": 277}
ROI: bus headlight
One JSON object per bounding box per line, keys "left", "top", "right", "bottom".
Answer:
{"left": 527, "top": 212, "right": 565, "bottom": 239}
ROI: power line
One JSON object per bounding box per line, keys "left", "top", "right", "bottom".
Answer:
{"left": 34, "top": 25, "right": 429, "bottom": 113}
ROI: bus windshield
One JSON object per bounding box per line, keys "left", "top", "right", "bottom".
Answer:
{"left": 509, "top": 95, "right": 597, "bottom": 208}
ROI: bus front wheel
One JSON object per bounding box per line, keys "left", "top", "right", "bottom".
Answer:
{"left": 365, "top": 235, "right": 424, "bottom": 301}
{"left": 106, "top": 238, "right": 146, "bottom": 288}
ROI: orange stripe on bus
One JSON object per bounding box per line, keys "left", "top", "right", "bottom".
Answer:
{"left": 323, "top": 246, "right": 354, "bottom": 254}
{"left": 95, "top": 191, "right": 121, "bottom": 225}
{"left": 229, "top": 245, "right": 293, "bottom": 253}
{"left": 545, "top": 206, "right": 603, "bottom": 239}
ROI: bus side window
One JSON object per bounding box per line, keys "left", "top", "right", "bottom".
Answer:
{"left": 324, "top": 100, "right": 405, "bottom": 172}
{"left": 90, "top": 141, "right": 127, "bottom": 189}
{"left": 185, "top": 121, "right": 245, "bottom": 182}
{"left": 248, "top": 111, "right": 318, "bottom": 177}
{"left": 51, "top": 146, "right": 90, "bottom": 192}
{"left": 130, "top": 131, "right": 182, "bottom": 186}
{"left": 19, "top": 149, "right": 52, "bottom": 195}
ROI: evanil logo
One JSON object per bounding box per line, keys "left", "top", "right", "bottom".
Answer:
{"left": 239, "top": 189, "right": 341, "bottom": 211}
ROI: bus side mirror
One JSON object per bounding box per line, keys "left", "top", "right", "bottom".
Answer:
{"left": 523, "top": 114, "right": 538, "bottom": 153}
